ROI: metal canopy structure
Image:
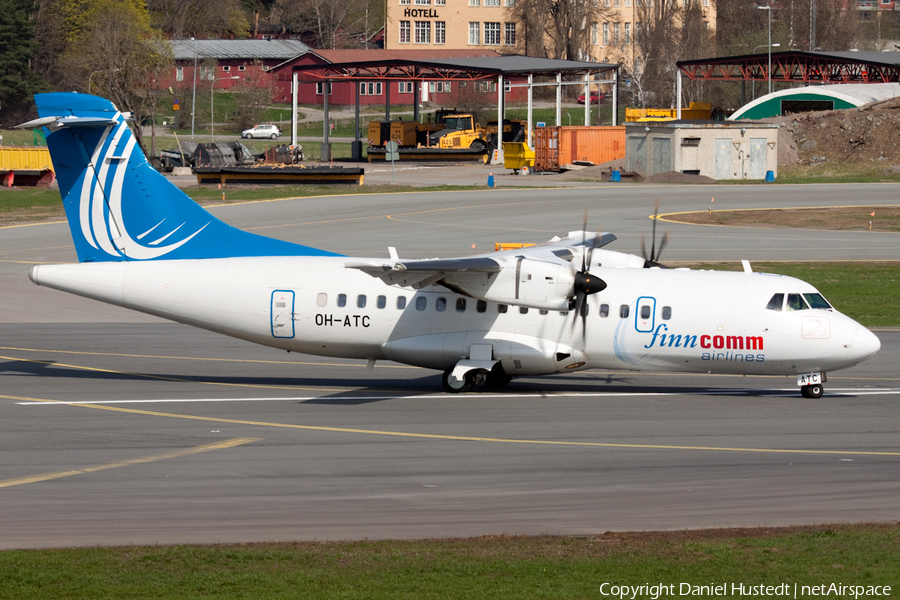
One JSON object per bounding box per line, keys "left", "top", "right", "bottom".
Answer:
{"left": 677, "top": 51, "right": 900, "bottom": 85}
{"left": 290, "top": 56, "right": 619, "bottom": 82}
{"left": 286, "top": 54, "right": 621, "bottom": 159}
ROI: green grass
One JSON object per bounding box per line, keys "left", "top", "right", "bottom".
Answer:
{"left": 682, "top": 262, "right": 900, "bottom": 327}
{"left": 773, "top": 164, "right": 900, "bottom": 184}
{"left": 0, "top": 188, "right": 60, "bottom": 212}
{"left": 0, "top": 524, "right": 896, "bottom": 600}
{"left": 0, "top": 129, "right": 47, "bottom": 146}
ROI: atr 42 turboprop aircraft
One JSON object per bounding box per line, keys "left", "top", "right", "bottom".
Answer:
{"left": 20, "top": 93, "right": 881, "bottom": 397}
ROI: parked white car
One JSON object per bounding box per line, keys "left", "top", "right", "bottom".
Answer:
{"left": 241, "top": 124, "right": 281, "bottom": 139}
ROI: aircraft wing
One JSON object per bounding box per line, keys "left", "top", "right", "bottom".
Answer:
{"left": 345, "top": 231, "right": 617, "bottom": 309}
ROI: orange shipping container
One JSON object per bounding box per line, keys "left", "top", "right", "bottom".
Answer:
{"left": 533, "top": 126, "right": 625, "bottom": 172}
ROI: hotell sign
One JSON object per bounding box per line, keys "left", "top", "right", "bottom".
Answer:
{"left": 403, "top": 8, "right": 440, "bottom": 17}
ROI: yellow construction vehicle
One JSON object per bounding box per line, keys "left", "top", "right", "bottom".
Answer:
{"left": 428, "top": 114, "right": 487, "bottom": 151}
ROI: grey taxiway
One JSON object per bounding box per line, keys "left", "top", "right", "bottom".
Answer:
{"left": 1, "top": 182, "right": 898, "bottom": 549}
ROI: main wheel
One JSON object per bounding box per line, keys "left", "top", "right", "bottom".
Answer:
{"left": 470, "top": 140, "right": 485, "bottom": 152}
{"left": 245, "top": 133, "right": 253, "bottom": 139}
{"left": 801, "top": 384, "right": 824, "bottom": 398}
{"left": 442, "top": 368, "right": 474, "bottom": 393}
{"left": 270, "top": 133, "right": 278, "bottom": 139}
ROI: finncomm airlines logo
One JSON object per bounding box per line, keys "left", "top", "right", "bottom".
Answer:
{"left": 598, "top": 582, "right": 892, "bottom": 599}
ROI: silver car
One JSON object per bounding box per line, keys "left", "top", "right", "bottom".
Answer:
{"left": 241, "top": 124, "right": 281, "bottom": 139}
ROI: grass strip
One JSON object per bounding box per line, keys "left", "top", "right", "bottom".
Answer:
{"left": 676, "top": 262, "right": 900, "bottom": 327}
{"left": 0, "top": 524, "right": 896, "bottom": 600}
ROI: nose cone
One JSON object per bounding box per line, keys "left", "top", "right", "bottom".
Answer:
{"left": 852, "top": 327, "right": 881, "bottom": 364}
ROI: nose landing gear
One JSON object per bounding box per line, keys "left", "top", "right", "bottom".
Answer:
{"left": 800, "top": 383, "right": 824, "bottom": 398}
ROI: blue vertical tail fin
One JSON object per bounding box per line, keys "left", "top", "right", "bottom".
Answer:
{"left": 33, "top": 93, "right": 339, "bottom": 262}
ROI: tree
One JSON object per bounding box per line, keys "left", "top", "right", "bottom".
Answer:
{"left": 507, "top": 0, "right": 613, "bottom": 61}
{"left": 148, "top": 0, "right": 250, "bottom": 39}
{"left": 0, "top": 0, "right": 50, "bottom": 126}
{"left": 629, "top": 0, "right": 684, "bottom": 108}
{"left": 230, "top": 60, "right": 275, "bottom": 133}
{"left": 269, "top": 0, "right": 370, "bottom": 49}
{"left": 55, "top": 0, "right": 173, "bottom": 152}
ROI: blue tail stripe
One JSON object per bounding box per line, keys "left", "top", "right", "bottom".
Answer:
{"left": 36, "top": 92, "right": 341, "bottom": 262}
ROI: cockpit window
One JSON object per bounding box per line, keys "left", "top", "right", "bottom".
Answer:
{"left": 803, "top": 293, "right": 832, "bottom": 310}
{"left": 766, "top": 293, "right": 783, "bottom": 311}
{"left": 786, "top": 293, "right": 809, "bottom": 311}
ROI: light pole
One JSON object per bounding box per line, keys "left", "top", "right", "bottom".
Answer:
{"left": 757, "top": 4, "right": 774, "bottom": 95}
{"left": 191, "top": 37, "right": 198, "bottom": 138}
{"left": 88, "top": 68, "right": 119, "bottom": 94}
{"left": 210, "top": 76, "right": 239, "bottom": 142}
{"left": 753, "top": 43, "right": 779, "bottom": 99}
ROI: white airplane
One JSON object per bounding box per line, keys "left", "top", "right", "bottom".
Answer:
{"left": 20, "top": 93, "right": 881, "bottom": 398}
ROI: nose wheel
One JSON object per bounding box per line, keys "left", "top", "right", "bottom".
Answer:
{"left": 800, "top": 384, "right": 824, "bottom": 398}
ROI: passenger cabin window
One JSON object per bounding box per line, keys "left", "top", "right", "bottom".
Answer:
{"left": 640, "top": 305, "right": 651, "bottom": 319}
{"left": 620, "top": 304, "right": 629, "bottom": 318}
{"left": 436, "top": 297, "right": 447, "bottom": 312}
{"left": 766, "top": 293, "right": 784, "bottom": 311}
{"left": 377, "top": 295, "right": 386, "bottom": 309}
{"left": 357, "top": 295, "right": 366, "bottom": 308}
{"left": 456, "top": 298, "right": 467, "bottom": 312}
{"left": 317, "top": 293, "right": 327, "bottom": 307}
{"left": 397, "top": 296, "right": 407, "bottom": 309}
{"left": 498, "top": 304, "right": 508, "bottom": 313}
{"left": 416, "top": 297, "right": 427, "bottom": 311}
{"left": 662, "top": 306, "right": 672, "bottom": 320}
{"left": 600, "top": 303, "right": 609, "bottom": 318}
{"left": 804, "top": 293, "right": 832, "bottom": 310}
{"left": 539, "top": 309, "right": 548, "bottom": 315}
{"left": 477, "top": 300, "right": 487, "bottom": 313}
{"left": 337, "top": 294, "right": 347, "bottom": 307}
{"left": 519, "top": 307, "right": 529, "bottom": 314}
{"left": 786, "top": 293, "right": 809, "bottom": 311}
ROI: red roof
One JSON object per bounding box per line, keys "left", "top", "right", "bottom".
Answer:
{"left": 312, "top": 49, "right": 502, "bottom": 62}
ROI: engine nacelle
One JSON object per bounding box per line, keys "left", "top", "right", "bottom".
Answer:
{"left": 443, "top": 257, "right": 575, "bottom": 311}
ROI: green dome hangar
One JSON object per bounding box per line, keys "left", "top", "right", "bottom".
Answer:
{"left": 730, "top": 83, "right": 900, "bottom": 120}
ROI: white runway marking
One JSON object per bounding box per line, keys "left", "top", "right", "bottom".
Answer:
{"left": 14, "top": 388, "right": 900, "bottom": 405}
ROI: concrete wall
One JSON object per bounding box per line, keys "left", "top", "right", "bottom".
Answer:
{"left": 625, "top": 122, "right": 778, "bottom": 180}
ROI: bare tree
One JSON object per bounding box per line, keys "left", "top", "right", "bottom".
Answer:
{"left": 148, "top": 0, "right": 250, "bottom": 39}
{"left": 269, "top": 0, "right": 369, "bottom": 49}
{"left": 231, "top": 61, "right": 276, "bottom": 133}
{"left": 506, "top": 0, "right": 614, "bottom": 60}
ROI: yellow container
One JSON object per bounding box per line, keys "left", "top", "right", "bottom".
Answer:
{"left": 0, "top": 147, "right": 53, "bottom": 172}
{"left": 502, "top": 142, "right": 535, "bottom": 172}
{"left": 625, "top": 102, "right": 712, "bottom": 122}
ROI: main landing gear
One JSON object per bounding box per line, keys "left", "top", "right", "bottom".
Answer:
{"left": 800, "top": 383, "right": 824, "bottom": 398}
{"left": 442, "top": 364, "right": 512, "bottom": 393}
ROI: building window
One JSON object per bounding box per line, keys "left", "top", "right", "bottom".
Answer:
{"left": 591, "top": 23, "right": 598, "bottom": 45}
{"left": 176, "top": 66, "right": 183, "bottom": 82}
{"left": 223, "top": 65, "right": 230, "bottom": 72}
{"left": 435, "top": 21, "right": 446, "bottom": 44}
{"left": 484, "top": 22, "right": 500, "bottom": 45}
{"left": 613, "top": 22, "right": 620, "bottom": 44}
{"left": 400, "top": 0, "right": 410, "bottom": 3}
{"left": 414, "top": 21, "right": 431, "bottom": 43}
{"left": 360, "top": 82, "right": 383, "bottom": 95}
{"left": 415, "top": 0, "right": 430, "bottom": 4}
{"left": 469, "top": 0, "right": 479, "bottom": 5}
{"left": 625, "top": 22, "right": 631, "bottom": 44}
{"left": 504, "top": 22, "right": 516, "bottom": 45}
{"left": 435, "top": 0, "right": 445, "bottom": 4}
{"left": 485, "top": 0, "right": 500, "bottom": 5}
{"left": 625, "top": 0, "right": 631, "bottom": 5}
{"left": 603, "top": 0, "right": 609, "bottom": 5}
{"left": 238, "top": 65, "right": 246, "bottom": 71}
{"left": 398, "top": 81, "right": 413, "bottom": 93}
{"left": 315, "top": 82, "right": 333, "bottom": 95}
{"left": 478, "top": 81, "right": 497, "bottom": 92}
{"left": 614, "top": 0, "right": 620, "bottom": 5}
{"left": 504, "top": 0, "right": 515, "bottom": 5}
{"left": 469, "top": 22, "right": 480, "bottom": 45}
{"left": 602, "top": 22, "right": 609, "bottom": 45}
{"left": 399, "top": 20, "right": 410, "bottom": 43}
{"left": 429, "top": 81, "right": 451, "bottom": 93}
{"left": 199, "top": 66, "right": 215, "bottom": 81}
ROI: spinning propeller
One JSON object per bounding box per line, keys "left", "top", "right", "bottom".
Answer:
{"left": 569, "top": 211, "right": 608, "bottom": 339}
{"left": 640, "top": 200, "right": 669, "bottom": 268}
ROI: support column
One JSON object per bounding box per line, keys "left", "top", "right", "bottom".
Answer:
{"left": 527, "top": 73, "right": 533, "bottom": 149}
{"left": 555, "top": 72, "right": 562, "bottom": 126}
{"left": 385, "top": 81, "right": 391, "bottom": 121}
{"left": 413, "top": 82, "right": 420, "bottom": 123}
{"left": 351, "top": 81, "right": 363, "bottom": 161}
{"left": 291, "top": 72, "right": 298, "bottom": 146}
{"left": 493, "top": 74, "right": 504, "bottom": 165}
{"left": 584, "top": 73, "right": 590, "bottom": 126}
{"left": 676, "top": 69, "right": 682, "bottom": 120}
{"left": 322, "top": 80, "right": 331, "bottom": 161}
{"left": 613, "top": 70, "right": 618, "bottom": 126}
